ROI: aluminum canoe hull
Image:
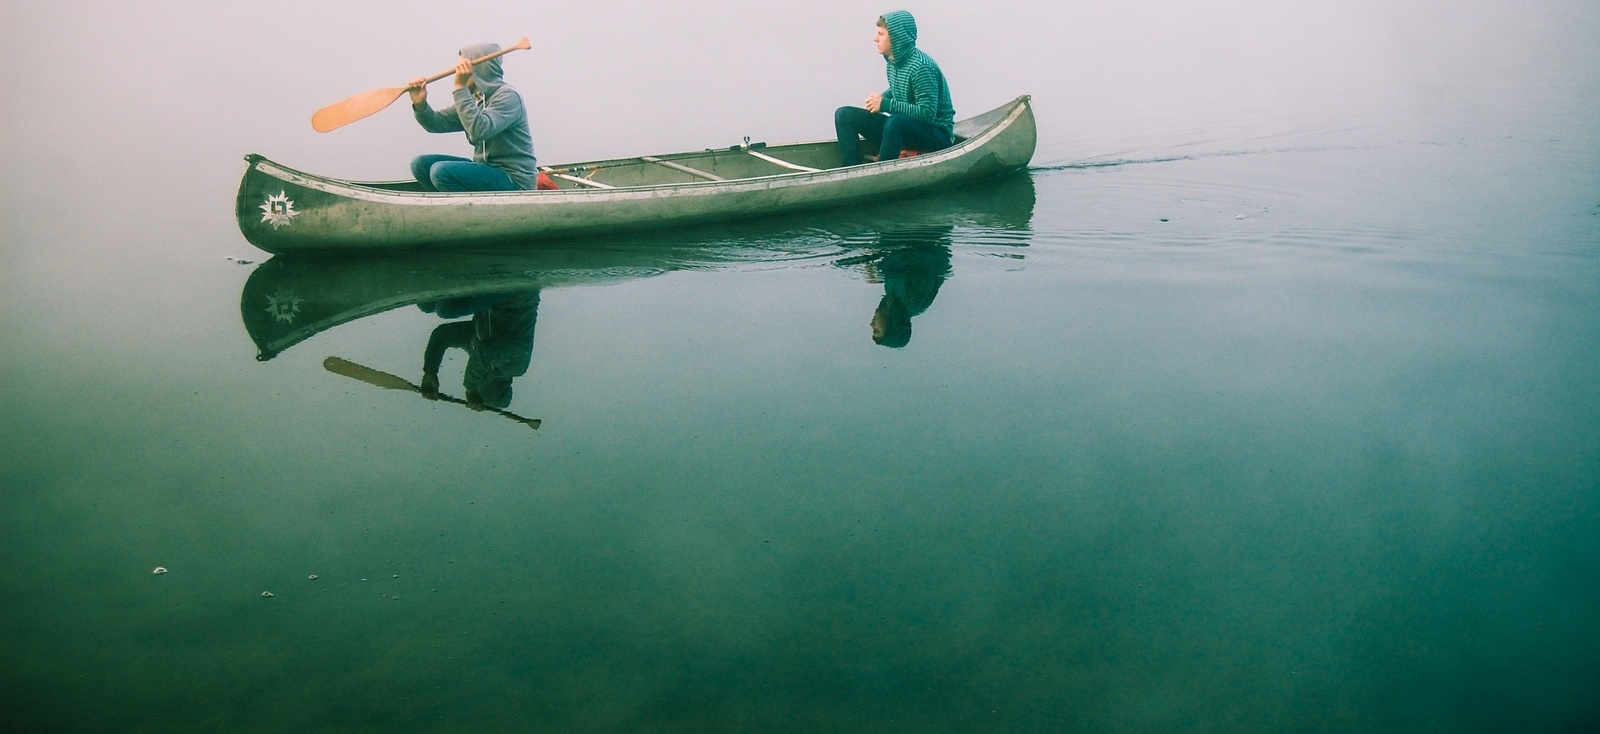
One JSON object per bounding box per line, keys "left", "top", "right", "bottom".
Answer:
{"left": 236, "top": 95, "right": 1036, "bottom": 253}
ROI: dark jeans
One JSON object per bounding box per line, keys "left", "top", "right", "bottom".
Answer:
{"left": 834, "top": 106, "right": 953, "bottom": 166}
{"left": 410, "top": 154, "right": 518, "bottom": 192}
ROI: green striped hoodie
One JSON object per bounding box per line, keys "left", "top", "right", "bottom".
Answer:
{"left": 879, "top": 10, "right": 956, "bottom": 136}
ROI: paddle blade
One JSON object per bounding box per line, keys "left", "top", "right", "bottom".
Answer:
{"left": 323, "top": 357, "right": 418, "bottom": 391}
{"left": 311, "top": 86, "right": 407, "bottom": 133}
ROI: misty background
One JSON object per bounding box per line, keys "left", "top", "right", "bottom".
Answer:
{"left": 2, "top": 2, "right": 1598, "bottom": 732}
{"left": 3, "top": 0, "right": 1596, "bottom": 181}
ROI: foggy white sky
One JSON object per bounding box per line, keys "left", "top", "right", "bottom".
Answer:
{"left": 1, "top": 0, "right": 1596, "bottom": 179}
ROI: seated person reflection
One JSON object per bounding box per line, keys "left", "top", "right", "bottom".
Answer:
{"left": 864, "top": 228, "right": 953, "bottom": 348}
{"left": 417, "top": 291, "right": 539, "bottom": 410}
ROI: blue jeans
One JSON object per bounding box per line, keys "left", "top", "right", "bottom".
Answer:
{"left": 834, "top": 106, "right": 953, "bottom": 166}
{"left": 410, "top": 154, "right": 518, "bottom": 192}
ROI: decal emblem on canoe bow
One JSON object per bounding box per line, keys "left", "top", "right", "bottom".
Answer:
{"left": 265, "top": 289, "right": 303, "bottom": 323}
{"left": 260, "top": 191, "right": 299, "bottom": 229}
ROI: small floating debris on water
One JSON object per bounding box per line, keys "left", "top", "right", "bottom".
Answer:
{"left": 152, "top": 567, "right": 168, "bottom": 575}
{"left": 1159, "top": 218, "right": 1169, "bottom": 222}
{"left": 1235, "top": 214, "right": 1246, "bottom": 220}
{"left": 224, "top": 256, "right": 255, "bottom": 265}
{"left": 392, "top": 575, "right": 399, "bottom": 579}
{"left": 361, "top": 578, "right": 368, "bottom": 582}
{"left": 261, "top": 591, "right": 275, "bottom": 598}
{"left": 307, "top": 575, "right": 318, "bottom": 580}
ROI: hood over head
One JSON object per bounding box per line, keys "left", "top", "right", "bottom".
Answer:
{"left": 880, "top": 10, "right": 918, "bottom": 63}
{"left": 458, "top": 41, "right": 505, "bottom": 94}
{"left": 873, "top": 295, "right": 913, "bottom": 348}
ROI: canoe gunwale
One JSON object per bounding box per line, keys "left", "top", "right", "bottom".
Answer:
{"left": 249, "top": 95, "right": 1032, "bottom": 206}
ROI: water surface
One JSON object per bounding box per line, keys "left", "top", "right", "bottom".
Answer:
{"left": 2, "top": 2, "right": 1598, "bottom": 732}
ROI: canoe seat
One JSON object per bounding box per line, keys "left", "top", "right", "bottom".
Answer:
{"left": 864, "top": 150, "right": 924, "bottom": 162}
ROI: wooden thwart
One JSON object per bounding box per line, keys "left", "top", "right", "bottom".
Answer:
{"left": 641, "top": 156, "right": 724, "bottom": 181}
{"left": 746, "top": 150, "right": 821, "bottom": 173}
{"left": 547, "top": 173, "right": 613, "bottom": 189}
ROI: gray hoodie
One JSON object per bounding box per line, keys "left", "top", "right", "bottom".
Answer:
{"left": 412, "top": 42, "right": 539, "bottom": 190}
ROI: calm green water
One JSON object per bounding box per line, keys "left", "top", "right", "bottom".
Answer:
{"left": 3, "top": 3, "right": 1599, "bottom": 732}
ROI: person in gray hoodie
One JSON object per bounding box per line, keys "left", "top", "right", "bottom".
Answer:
{"left": 408, "top": 42, "right": 539, "bottom": 191}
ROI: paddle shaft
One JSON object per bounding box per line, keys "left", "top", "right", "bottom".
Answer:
{"left": 322, "top": 357, "right": 541, "bottom": 430}
{"left": 412, "top": 37, "right": 531, "bottom": 89}
{"left": 311, "top": 37, "right": 530, "bottom": 132}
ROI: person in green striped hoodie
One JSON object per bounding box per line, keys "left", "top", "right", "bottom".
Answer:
{"left": 834, "top": 10, "right": 956, "bottom": 166}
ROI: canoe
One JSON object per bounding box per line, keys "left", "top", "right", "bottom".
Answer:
{"left": 239, "top": 172, "right": 1036, "bottom": 359}
{"left": 235, "top": 95, "right": 1036, "bottom": 254}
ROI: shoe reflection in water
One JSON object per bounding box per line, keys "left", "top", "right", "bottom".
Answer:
{"left": 865, "top": 227, "right": 953, "bottom": 348}
{"left": 417, "top": 290, "right": 539, "bottom": 410}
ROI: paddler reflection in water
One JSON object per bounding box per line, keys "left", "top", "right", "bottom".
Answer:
{"left": 862, "top": 227, "right": 953, "bottom": 348}
{"left": 417, "top": 291, "right": 539, "bottom": 410}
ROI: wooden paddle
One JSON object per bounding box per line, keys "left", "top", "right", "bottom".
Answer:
{"left": 311, "top": 37, "right": 532, "bottom": 133}
{"left": 323, "top": 356, "right": 541, "bottom": 430}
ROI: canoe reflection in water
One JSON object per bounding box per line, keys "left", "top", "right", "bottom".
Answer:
{"left": 236, "top": 171, "right": 1035, "bottom": 428}
{"left": 417, "top": 291, "right": 539, "bottom": 410}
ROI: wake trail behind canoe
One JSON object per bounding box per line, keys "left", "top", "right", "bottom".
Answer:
{"left": 1031, "top": 144, "right": 1364, "bottom": 173}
